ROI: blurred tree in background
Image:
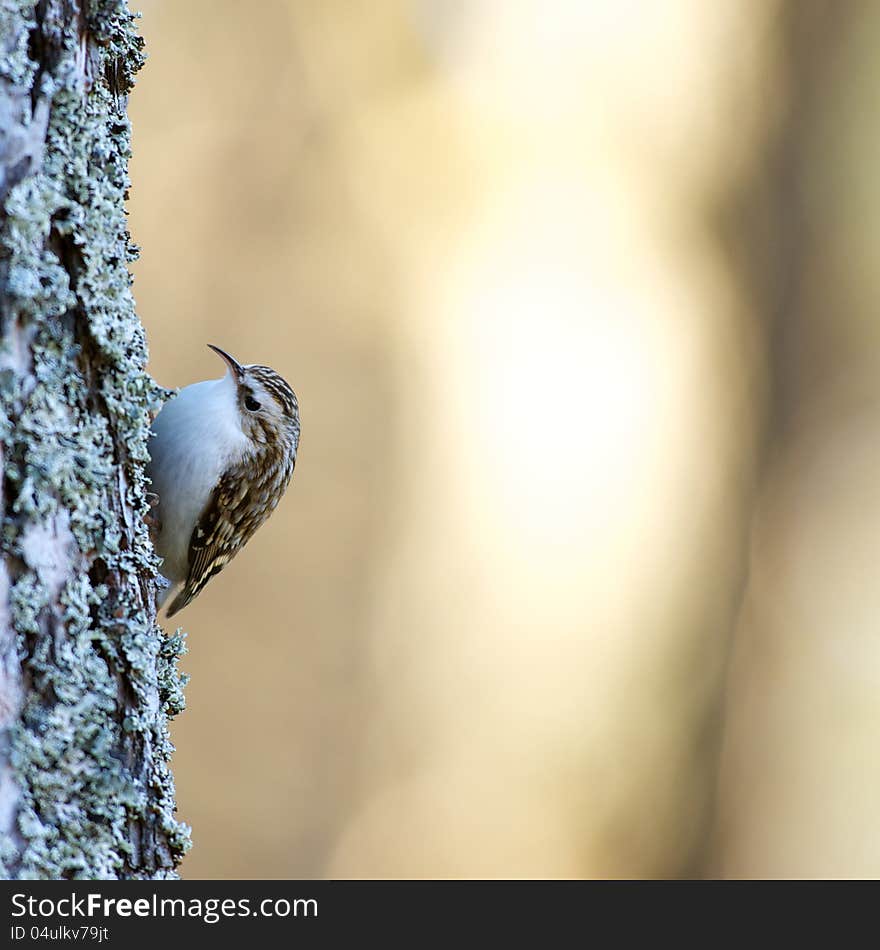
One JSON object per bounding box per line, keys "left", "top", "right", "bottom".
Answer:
{"left": 715, "top": 0, "right": 880, "bottom": 877}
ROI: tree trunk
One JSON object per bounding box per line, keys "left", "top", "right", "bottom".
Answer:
{"left": 0, "top": 0, "right": 189, "bottom": 878}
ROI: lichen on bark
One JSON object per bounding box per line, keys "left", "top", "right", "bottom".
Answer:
{"left": 0, "top": 0, "right": 189, "bottom": 878}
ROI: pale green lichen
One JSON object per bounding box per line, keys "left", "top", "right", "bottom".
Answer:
{"left": 0, "top": 0, "right": 189, "bottom": 879}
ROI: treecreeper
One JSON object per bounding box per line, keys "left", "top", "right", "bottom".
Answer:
{"left": 147, "top": 344, "right": 301, "bottom": 617}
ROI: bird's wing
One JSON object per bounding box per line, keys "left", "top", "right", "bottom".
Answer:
{"left": 165, "top": 468, "right": 256, "bottom": 618}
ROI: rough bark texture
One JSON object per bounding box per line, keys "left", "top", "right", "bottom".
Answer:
{"left": 0, "top": 0, "right": 189, "bottom": 878}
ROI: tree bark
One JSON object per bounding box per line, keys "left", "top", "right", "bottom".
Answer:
{"left": 0, "top": 0, "right": 188, "bottom": 878}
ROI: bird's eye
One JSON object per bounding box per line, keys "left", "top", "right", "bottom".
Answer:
{"left": 244, "top": 395, "right": 261, "bottom": 412}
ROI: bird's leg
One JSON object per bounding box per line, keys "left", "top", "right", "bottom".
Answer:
{"left": 154, "top": 574, "right": 173, "bottom": 612}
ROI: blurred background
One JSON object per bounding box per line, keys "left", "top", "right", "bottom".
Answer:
{"left": 127, "top": 0, "right": 880, "bottom": 878}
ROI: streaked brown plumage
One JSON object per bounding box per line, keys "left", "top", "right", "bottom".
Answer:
{"left": 147, "top": 345, "right": 300, "bottom": 617}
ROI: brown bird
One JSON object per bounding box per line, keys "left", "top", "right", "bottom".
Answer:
{"left": 146, "top": 344, "right": 300, "bottom": 617}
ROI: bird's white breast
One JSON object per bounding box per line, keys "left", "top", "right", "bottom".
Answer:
{"left": 147, "top": 372, "right": 248, "bottom": 583}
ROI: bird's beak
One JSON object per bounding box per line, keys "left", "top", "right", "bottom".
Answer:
{"left": 207, "top": 344, "right": 245, "bottom": 381}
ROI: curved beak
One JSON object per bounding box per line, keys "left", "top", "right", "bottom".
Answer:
{"left": 207, "top": 344, "right": 245, "bottom": 381}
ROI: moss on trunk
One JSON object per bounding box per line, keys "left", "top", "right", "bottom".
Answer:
{"left": 0, "top": 0, "right": 189, "bottom": 878}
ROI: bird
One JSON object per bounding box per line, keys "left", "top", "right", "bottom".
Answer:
{"left": 146, "top": 344, "right": 300, "bottom": 618}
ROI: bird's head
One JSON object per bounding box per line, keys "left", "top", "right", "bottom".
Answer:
{"left": 208, "top": 344, "right": 300, "bottom": 453}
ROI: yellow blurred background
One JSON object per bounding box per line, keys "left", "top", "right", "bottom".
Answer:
{"left": 128, "top": 0, "right": 880, "bottom": 878}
